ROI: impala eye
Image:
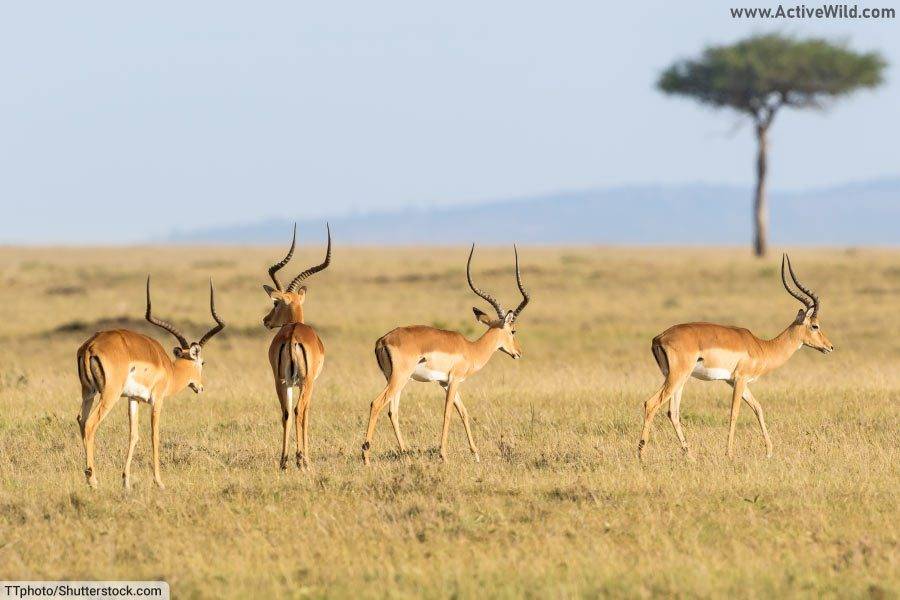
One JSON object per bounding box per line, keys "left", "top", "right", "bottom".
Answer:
{"left": 811, "top": 324, "right": 820, "bottom": 330}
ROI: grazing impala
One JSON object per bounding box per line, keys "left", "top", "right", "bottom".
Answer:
{"left": 76, "top": 277, "right": 225, "bottom": 489}
{"left": 362, "top": 245, "right": 530, "bottom": 465}
{"left": 263, "top": 224, "right": 331, "bottom": 470}
{"left": 638, "top": 255, "right": 834, "bottom": 459}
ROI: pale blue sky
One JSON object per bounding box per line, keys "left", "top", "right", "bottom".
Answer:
{"left": 1, "top": 1, "right": 897, "bottom": 243}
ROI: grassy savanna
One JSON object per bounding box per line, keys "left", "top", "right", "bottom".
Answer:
{"left": 0, "top": 246, "right": 897, "bottom": 598}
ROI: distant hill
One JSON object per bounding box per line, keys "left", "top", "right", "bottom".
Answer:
{"left": 167, "top": 179, "right": 900, "bottom": 245}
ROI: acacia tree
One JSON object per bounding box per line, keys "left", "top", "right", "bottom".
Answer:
{"left": 658, "top": 34, "right": 885, "bottom": 256}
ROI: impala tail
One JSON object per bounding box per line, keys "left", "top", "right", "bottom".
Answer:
{"left": 276, "top": 340, "right": 309, "bottom": 386}
{"left": 76, "top": 338, "right": 107, "bottom": 396}
{"left": 374, "top": 339, "right": 393, "bottom": 380}
{"left": 651, "top": 338, "right": 669, "bottom": 376}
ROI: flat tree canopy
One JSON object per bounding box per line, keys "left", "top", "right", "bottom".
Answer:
{"left": 659, "top": 33, "right": 885, "bottom": 125}
{"left": 658, "top": 33, "right": 885, "bottom": 255}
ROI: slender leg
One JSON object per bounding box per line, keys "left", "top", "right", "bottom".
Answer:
{"left": 452, "top": 392, "right": 479, "bottom": 462}
{"left": 363, "top": 378, "right": 408, "bottom": 465}
{"left": 77, "top": 389, "right": 95, "bottom": 481}
{"left": 388, "top": 387, "right": 408, "bottom": 453}
{"left": 297, "top": 380, "right": 314, "bottom": 469}
{"left": 740, "top": 386, "right": 773, "bottom": 458}
{"left": 726, "top": 378, "right": 746, "bottom": 458}
{"left": 294, "top": 382, "right": 306, "bottom": 469}
{"left": 439, "top": 381, "right": 459, "bottom": 462}
{"left": 82, "top": 385, "right": 121, "bottom": 488}
{"left": 150, "top": 399, "right": 165, "bottom": 489}
{"left": 667, "top": 384, "right": 689, "bottom": 454}
{"left": 122, "top": 400, "right": 140, "bottom": 490}
{"left": 639, "top": 387, "right": 666, "bottom": 459}
{"left": 639, "top": 365, "right": 691, "bottom": 460}
{"left": 278, "top": 385, "right": 293, "bottom": 470}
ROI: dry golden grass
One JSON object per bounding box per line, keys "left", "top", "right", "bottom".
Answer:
{"left": 0, "top": 245, "right": 897, "bottom": 598}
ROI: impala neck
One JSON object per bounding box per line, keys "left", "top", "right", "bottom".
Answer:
{"left": 467, "top": 328, "right": 506, "bottom": 373}
{"left": 760, "top": 322, "right": 804, "bottom": 374}
{"left": 169, "top": 358, "right": 196, "bottom": 395}
{"left": 286, "top": 304, "right": 305, "bottom": 324}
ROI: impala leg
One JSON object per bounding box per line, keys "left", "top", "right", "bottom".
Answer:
{"left": 77, "top": 388, "right": 95, "bottom": 482}
{"left": 639, "top": 367, "right": 690, "bottom": 460}
{"left": 150, "top": 400, "right": 165, "bottom": 489}
{"left": 452, "top": 391, "right": 479, "bottom": 463}
{"left": 726, "top": 378, "right": 746, "bottom": 458}
{"left": 122, "top": 400, "right": 140, "bottom": 490}
{"left": 296, "top": 380, "right": 314, "bottom": 469}
{"left": 82, "top": 385, "right": 121, "bottom": 488}
{"left": 667, "top": 384, "right": 689, "bottom": 454}
{"left": 740, "top": 386, "right": 773, "bottom": 458}
{"left": 363, "top": 376, "right": 409, "bottom": 465}
{"left": 439, "top": 381, "right": 459, "bottom": 462}
{"left": 277, "top": 385, "right": 293, "bottom": 471}
{"left": 388, "top": 386, "right": 408, "bottom": 454}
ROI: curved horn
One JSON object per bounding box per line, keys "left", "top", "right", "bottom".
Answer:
{"left": 466, "top": 244, "right": 504, "bottom": 320}
{"left": 198, "top": 279, "right": 226, "bottom": 347}
{"left": 286, "top": 223, "right": 332, "bottom": 293}
{"left": 268, "top": 223, "right": 297, "bottom": 291}
{"left": 145, "top": 276, "right": 189, "bottom": 349}
{"left": 781, "top": 254, "right": 813, "bottom": 310}
{"left": 785, "top": 254, "right": 820, "bottom": 317}
{"left": 511, "top": 245, "right": 530, "bottom": 319}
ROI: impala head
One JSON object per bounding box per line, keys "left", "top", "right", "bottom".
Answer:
{"left": 782, "top": 254, "right": 834, "bottom": 355}
{"left": 262, "top": 223, "right": 332, "bottom": 329}
{"left": 467, "top": 244, "right": 530, "bottom": 360}
{"left": 145, "top": 276, "right": 226, "bottom": 393}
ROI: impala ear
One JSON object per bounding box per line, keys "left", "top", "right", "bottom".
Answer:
{"left": 188, "top": 345, "right": 201, "bottom": 359}
{"left": 263, "top": 284, "right": 280, "bottom": 299}
{"left": 173, "top": 347, "right": 185, "bottom": 358}
{"left": 294, "top": 286, "right": 307, "bottom": 302}
{"left": 504, "top": 311, "right": 515, "bottom": 326}
{"left": 794, "top": 308, "right": 808, "bottom": 324}
{"left": 473, "top": 307, "right": 493, "bottom": 326}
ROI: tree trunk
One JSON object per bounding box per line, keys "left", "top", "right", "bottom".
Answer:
{"left": 753, "top": 123, "right": 769, "bottom": 257}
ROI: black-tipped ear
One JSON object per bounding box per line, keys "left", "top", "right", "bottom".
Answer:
{"left": 794, "top": 309, "right": 807, "bottom": 324}
{"left": 473, "top": 307, "right": 492, "bottom": 325}
{"left": 174, "top": 347, "right": 184, "bottom": 358}
{"left": 263, "top": 284, "right": 276, "bottom": 296}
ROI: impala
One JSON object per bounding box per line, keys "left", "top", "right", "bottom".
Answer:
{"left": 362, "top": 245, "right": 530, "bottom": 465}
{"left": 638, "top": 254, "right": 834, "bottom": 459}
{"left": 263, "top": 223, "right": 331, "bottom": 470}
{"left": 76, "top": 277, "right": 225, "bottom": 489}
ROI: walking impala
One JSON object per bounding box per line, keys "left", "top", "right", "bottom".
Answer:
{"left": 362, "top": 245, "right": 530, "bottom": 465}
{"left": 263, "top": 224, "right": 331, "bottom": 470}
{"left": 76, "top": 277, "right": 225, "bottom": 489}
{"left": 638, "top": 255, "right": 834, "bottom": 459}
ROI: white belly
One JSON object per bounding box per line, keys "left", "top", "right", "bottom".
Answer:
{"left": 122, "top": 374, "right": 152, "bottom": 401}
{"left": 411, "top": 364, "right": 449, "bottom": 383}
{"left": 691, "top": 364, "right": 733, "bottom": 381}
